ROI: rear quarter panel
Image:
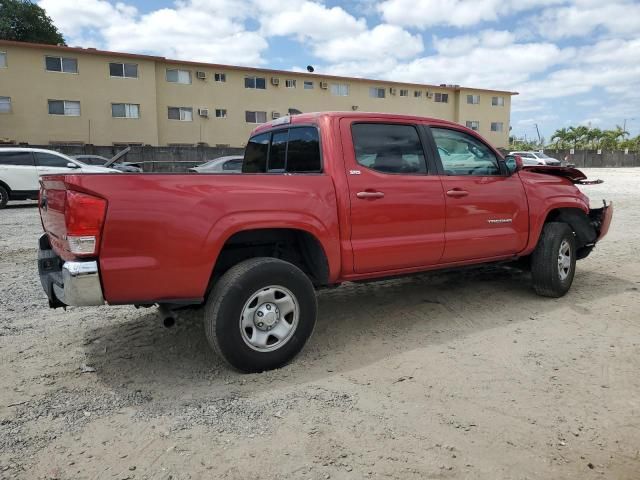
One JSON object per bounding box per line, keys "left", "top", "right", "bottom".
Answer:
{"left": 57, "top": 174, "right": 340, "bottom": 304}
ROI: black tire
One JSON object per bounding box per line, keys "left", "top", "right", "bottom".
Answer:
{"left": 531, "top": 222, "right": 576, "bottom": 297}
{"left": 204, "top": 257, "right": 317, "bottom": 373}
{"left": 0, "top": 186, "right": 8, "bottom": 209}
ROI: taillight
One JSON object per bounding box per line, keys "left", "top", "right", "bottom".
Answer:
{"left": 64, "top": 191, "right": 107, "bottom": 256}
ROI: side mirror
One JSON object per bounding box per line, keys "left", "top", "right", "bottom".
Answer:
{"left": 66, "top": 162, "right": 80, "bottom": 169}
{"left": 504, "top": 155, "right": 523, "bottom": 174}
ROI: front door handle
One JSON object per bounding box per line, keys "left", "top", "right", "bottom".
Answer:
{"left": 356, "top": 191, "right": 385, "bottom": 199}
{"left": 446, "top": 189, "right": 469, "bottom": 198}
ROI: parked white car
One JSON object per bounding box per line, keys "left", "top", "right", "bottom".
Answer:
{"left": 0, "top": 148, "right": 119, "bottom": 208}
{"left": 189, "top": 155, "right": 243, "bottom": 173}
{"left": 509, "top": 151, "right": 561, "bottom": 166}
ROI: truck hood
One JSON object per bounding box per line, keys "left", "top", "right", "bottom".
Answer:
{"left": 521, "top": 166, "right": 599, "bottom": 184}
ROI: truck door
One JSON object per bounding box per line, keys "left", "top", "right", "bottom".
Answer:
{"left": 340, "top": 119, "right": 446, "bottom": 274}
{"left": 429, "top": 127, "right": 528, "bottom": 262}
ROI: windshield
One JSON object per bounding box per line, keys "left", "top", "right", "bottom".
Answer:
{"left": 537, "top": 152, "right": 551, "bottom": 158}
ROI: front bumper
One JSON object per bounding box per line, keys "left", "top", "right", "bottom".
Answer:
{"left": 591, "top": 201, "right": 613, "bottom": 242}
{"left": 38, "top": 234, "right": 104, "bottom": 308}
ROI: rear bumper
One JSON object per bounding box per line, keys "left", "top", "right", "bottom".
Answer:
{"left": 38, "top": 234, "right": 104, "bottom": 308}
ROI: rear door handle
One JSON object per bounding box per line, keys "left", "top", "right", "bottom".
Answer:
{"left": 356, "top": 191, "right": 385, "bottom": 199}
{"left": 446, "top": 189, "right": 469, "bottom": 198}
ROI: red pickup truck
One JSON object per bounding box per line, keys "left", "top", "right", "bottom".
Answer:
{"left": 37, "top": 112, "right": 612, "bottom": 372}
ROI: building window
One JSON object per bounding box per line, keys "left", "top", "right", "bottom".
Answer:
{"left": 45, "top": 56, "right": 78, "bottom": 73}
{"left": 48, "top": 100, "right": 80, "bottom": 116}
{"left": 434, "top": 93, "right": 449, "bottom": 103}
{"left": 369, "top": 87, "right": 385, "bottom": 98}
{"left": 330, "top": 83, "right": 349, "bottom": 96}
{"left": 112, "top": 103, "right": 140, "bottom": 118}
{"left": 492, "top": 96, "right": 505, "bottom": 106}
{"left": 285, "top": 79, "right": 296, "bottom": 88}
{"left": 0, "top": 96, "right": 10, "bottom": 113}
{"left": 245, "top": 111, "right": 267, "bottom": 123}
{"left": 491, "top": 122, "right": 504, "bottom": 132}
{"left": 399, "top": 89, "right": 409, "bottom": 97}
{"left": 109, "top": 62, "right": 138, "bottom": 78}
{"left": 414, "top": 90, "right": 422, "bottom": 98}
{"left": 304, "top": 81, "right": 314, "bottom": 89}
{"left": 168, "top": 106, "right": 193, "bottom": 121}
{"left": 214, "top": 73, "right": 226, "bottom": 82}
{"left": 466, "top": 120, "right": 480, "bottom": 131}
{"left": 245, "top": 76, "right": 266, "bottom": 89}
{"left": 215, "top": 109, "right": 227, "bottom": 118}
{"left": 0, "top": 52, "right": 6, "bottom": 68}
{"left": 166, "top": 69, "right": 192, "bottom": 84}
{"left": 467, "top": 94, "right": 480, "bottom": 104}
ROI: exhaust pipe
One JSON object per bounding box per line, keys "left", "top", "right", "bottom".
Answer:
{"left": 158, "top": 305, "right": 176, "bottom": 328}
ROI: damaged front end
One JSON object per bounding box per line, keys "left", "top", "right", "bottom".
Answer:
{"left": 589, "top": 200, "right": 613, "bottom": 243}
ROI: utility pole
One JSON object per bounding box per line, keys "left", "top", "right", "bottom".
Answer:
{"left": 534, "top": 123, "right": 542, "bottom": 146}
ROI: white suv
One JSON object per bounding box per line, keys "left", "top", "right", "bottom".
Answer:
{"left": 0, "top": 148, "right": 119, "bottom": 209}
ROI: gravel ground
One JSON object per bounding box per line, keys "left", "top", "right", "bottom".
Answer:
{"left": 1, "top": 168, "right": 639, "bottom": 480}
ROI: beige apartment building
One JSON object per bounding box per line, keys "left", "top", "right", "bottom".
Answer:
{"left": 0, "top": 40, "right": 516, "bottom": 148}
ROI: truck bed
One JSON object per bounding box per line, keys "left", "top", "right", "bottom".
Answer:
{"left": 39, "top": 173, "right": 341, "bottom": 304}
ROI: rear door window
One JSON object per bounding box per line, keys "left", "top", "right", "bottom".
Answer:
{"left": 0, "top": 151, "right": 35, "bottom": 166}
{"left": 351, "top": 123, "right": 427, "bottom": 174}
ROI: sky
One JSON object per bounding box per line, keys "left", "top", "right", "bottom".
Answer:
{"left": 38, "top": 0, "right": 640, "bottom": 141}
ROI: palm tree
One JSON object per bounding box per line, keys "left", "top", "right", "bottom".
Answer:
{"left": 550, "top": 128, "right": 569, "bottom": 149}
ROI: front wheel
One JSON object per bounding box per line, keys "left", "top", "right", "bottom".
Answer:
{"left": 531, "top": 222, "right": 576, "bottom": 297}
{"left": 204, "top": 257, "right": 317, "bottom": 372}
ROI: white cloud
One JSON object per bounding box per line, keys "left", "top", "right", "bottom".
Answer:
{"left": 378, "top": 0, "right": 565, "bottom": 28}
{"left": 40, "top": 0, "right": 268, "bottom": 65}
{"left": 314, "top": 24, "right": 423, "bottom": 62}
{"left": 434, "top": 30, "right": 516, "bottom": 55}
{"left": 259, "top": 1, "right": 365, "bottom": 41}
{"left": 536, "top": 0, "right": 640, "bottom": 39}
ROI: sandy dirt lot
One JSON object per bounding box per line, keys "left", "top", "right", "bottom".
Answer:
{"left": 1, "top": 168, "right": 639, "bottom": 480}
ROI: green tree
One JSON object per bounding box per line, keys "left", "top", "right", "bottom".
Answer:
{"left": 0, "top": 0, "right": 65, "bottom": 45}
{"left": 550, "top": 128, "right": 569, "bottom": 149}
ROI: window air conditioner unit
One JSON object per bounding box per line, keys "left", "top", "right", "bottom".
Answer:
{"left": 198, "top": 108, "right": 209, "bottom": 117}
{"left": 196, "top": 71, "right": 206, "bottom": 80}
{"left": 389, "top": 87, "right": 397, "bottom": 95}
{"left": 319, "top": 81, "right": 328, "bottom": 89}
{"left": 272, "top": 111, "right": 280, "bottom": 119}
{"left": 271, "top": 77, "right": 280, "bottom": 86}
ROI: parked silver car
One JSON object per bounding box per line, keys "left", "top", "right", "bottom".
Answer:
{"left": 509, "top": 151, "right": 561, "bottom": 166}
{"left": 189, "top": 155, "right": 243, "bottom": 173}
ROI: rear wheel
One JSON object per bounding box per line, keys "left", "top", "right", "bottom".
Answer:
{"left": 531, "top": 222, "right": 576, "bottom": 297}
{"left": 204, "top": 257, "right": 317, "bottom": 372}
{"left": 0, "top": 186, "right": 8, "bottom": 209}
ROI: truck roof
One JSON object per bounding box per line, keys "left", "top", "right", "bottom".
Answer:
{"left": 251, "top": 111, "right": 467, "bottom": 137}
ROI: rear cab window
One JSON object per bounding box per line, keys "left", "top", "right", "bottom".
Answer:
{"left": 242, "top": 126, "right": 322, "bottom": 174}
